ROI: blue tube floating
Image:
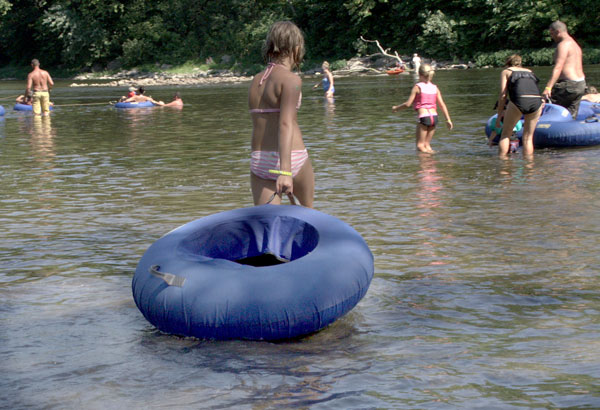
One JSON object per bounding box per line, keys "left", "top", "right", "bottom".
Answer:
{"left": 0, "top": 105, "right": 4, "bottom": 116}
{"left": 114, "top": 101, "right": 155, "bottom": 108}
{"left": 13, "top": 103, "right": 53, "bottom": 111}
{"left": 132, "top": 205, "right": 374, "bottom": 340}
{"left": 485, "top": 101, "right": 600, "bottom": 148}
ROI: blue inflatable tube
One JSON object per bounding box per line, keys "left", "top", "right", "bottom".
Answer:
{"left": 0, "top": 105, "right": 4, "bottom": 116}
{"left": 576, "top": 100, "right": 600, "bottom": 120}
{"left": 13, "top": 103, "right": 53, "bottom": 111}
{"left": 485, "top": 102, "right": 600, "bottom": 148}
{"left": 114, "top": 101, "right": 155, "bottom": 109}
{"left": 132, "top": 205, "right": 374, "bottom": 340}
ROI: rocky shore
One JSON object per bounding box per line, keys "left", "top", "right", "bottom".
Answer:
{"left": 69, "top": 55, "right": 474, "bottom": 88}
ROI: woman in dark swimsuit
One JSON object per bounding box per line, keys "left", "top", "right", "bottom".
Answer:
{"left": 495, "top": 54, "right": 544, "bottom": 157}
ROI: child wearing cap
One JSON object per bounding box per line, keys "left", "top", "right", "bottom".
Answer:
{"left": 119, "top": 86, "right": 137, "bottom": 102}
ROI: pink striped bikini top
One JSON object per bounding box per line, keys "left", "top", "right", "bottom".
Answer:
{"left": 249, "top": 63, "right": 302, "bottom": 113}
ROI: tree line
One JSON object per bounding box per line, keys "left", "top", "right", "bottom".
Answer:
{"left": 0, "top": 0, "right": 599, "bottom": 73}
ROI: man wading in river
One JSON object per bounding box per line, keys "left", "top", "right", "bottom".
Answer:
{"left": 26, "top": 59, "right": 54, "bottom": 116}
{"left": 542, "top": 21, "right": 586, "bottom": 119}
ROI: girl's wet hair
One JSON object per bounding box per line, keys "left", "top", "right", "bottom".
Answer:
{"left": 262, "top": 21, "right": 305, "bottom": 68}
{"left": 505, "top": 54, "right": 522, "bottom": 67}
{"left": 418, "top": 64, "right": 434, "bottom": 81}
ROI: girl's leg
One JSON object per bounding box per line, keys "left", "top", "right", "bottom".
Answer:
{"left": 292, "top": 158, "right": 315, "bottom": 208}
{"left": 251, "top": 173, "right": 279, "bottom": 205}
{"left": 521, "top": 105, "right": 543, "bottom": 157}
{"left": 498, "top": 102, "right": 522, "bottom": 157}
{"left": 425, "top": 126, "right": 436, "bottom": 152}
{"left": 416, "top": 123, "right": 429, "bottom": 153}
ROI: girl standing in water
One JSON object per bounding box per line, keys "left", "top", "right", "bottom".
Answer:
{"left": 392, "top": 64, "right": 453, "bottom": 153}
{"left": 248, "top": 21, "right": 314, "bottom": 207}
{"left": 313, "top": 61, "right": 335, "bottom": 98}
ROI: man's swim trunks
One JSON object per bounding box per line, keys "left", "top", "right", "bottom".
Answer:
{"left": 551, "top": 79, "right": 586, "bottom": 119}
{"left": 32, "top": 91, "right": 50, "bottom": 115}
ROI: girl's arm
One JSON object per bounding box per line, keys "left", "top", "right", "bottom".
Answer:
{"left": 392, "top": 84, "right": 419, "bottom": 112}
{"left": 277, "top": 74, "right": 302, "bottom": 195}
{"left": 543, "top": 41, "right": 568, "bottom": 99}
{"left": 436, "top": 91, "right": 453, "bottom": 129}
{"left": 495, "top": 69, "right": 509, "bottom": 128}
{"left": 326, "top": 71, "right": 334, "bottom": 94}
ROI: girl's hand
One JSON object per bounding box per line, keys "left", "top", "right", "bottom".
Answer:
{"left": 392, "top": 105, "right": 400, "bottom": 112}
{"left": 276, "top": 175, "right": 293, "bottom": 197}
{"left": 446, "top": 119, "right": 453, "bottom": 130}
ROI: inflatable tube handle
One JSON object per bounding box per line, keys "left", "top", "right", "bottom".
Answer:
{"left": 149, "top": 265, "right": 186, "bottom": 287}
{"left": 266, "top": 192, "right": 299, "bottom": 206}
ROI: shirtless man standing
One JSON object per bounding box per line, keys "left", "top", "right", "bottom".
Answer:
{"left": 542, "top": 21, "right": 585, "bottom": 119}
{"left": 26, "top": 59, "right": 54, "bottom": 116}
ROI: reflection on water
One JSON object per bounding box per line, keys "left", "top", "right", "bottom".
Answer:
{"left": 1, "top": 67, "right": 600, "bottom": 409}
{"left": 416, "top": 153, "right": 442, "bottom": 213}
{"left": 29, "top": 115, "right": 56, "bottom": 163}
{"left": 415, "top": 154, "right": 448, "bottom": 267}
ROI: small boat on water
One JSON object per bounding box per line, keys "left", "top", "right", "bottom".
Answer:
{"left": 485, "top": 101, "right": 600, "bottom": 148}
{"left": 386, "top": 68, "right": 405, "bottom": 75}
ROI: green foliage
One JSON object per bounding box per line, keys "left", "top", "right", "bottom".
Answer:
{"left": 417, "top": 10, "right": 461, "bottom": 60}
{"left": 473, "top": 49, "right": 554, "bottom": 67}
{"left": 0, "top": 0, "right": 599, "bottom": 73}
{"left": 526, "top": 48, "right": 555, "bottom": 66}
{"left": 0, "top": 0, "right": 11, "bottom": 16}
{"left": 473, "top": 47, "right": 600, "bottom": 68}
{"left": 330, "top": 60, "right": 347, "bottom": 71}
{"left": 583, "top": 49, "right": 600, "bottom": 65}
{"left": 473, "top": 50, "right": 518, "bottom": 68}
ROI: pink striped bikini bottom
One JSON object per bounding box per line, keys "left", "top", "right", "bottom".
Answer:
{"left": 251, "top": 149, "right": 309, "bottom": 180}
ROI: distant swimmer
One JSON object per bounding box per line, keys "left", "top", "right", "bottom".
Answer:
{"left": 119, "top": 86, "right": 137, "bottom": 102}
{"left": 412, "top": 53, "right": 421, "bottom": 72}
{"left": 26, "top": 59, "right": 54, "bottom": 116}
{"left": 160, "top": 93, "right": 183, "bottom": 107}
{"left": 582, "top": 86, "right": 600, "bottom": 103}
{"left": 123, "top": 87, "right": 162, "bottom": 105}
{"left": 16, "top": 94, "right": 33, "bottom": 105}
{"left": 313, "top": 61, "right": 334, "bottom": 98}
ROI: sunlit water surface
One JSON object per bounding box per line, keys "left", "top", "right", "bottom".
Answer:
{"left": 1, "top": 66, "right": 600, "bottom": 409}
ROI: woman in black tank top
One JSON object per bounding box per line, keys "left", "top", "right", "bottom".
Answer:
{"left": 495, "top": 54, "right": 544, "bottom": 157}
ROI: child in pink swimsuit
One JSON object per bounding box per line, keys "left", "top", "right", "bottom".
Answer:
{"left": 248, "top": 21, "right": 314, "bottom": 207}
{"left": 392, "top": 64, "right": 453, "bottom": 153}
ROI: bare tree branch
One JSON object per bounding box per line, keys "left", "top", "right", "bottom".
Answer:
{"left": 360, "top": 36, "right": 403, "bottom": 64}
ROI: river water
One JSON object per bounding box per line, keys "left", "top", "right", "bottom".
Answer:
{"left": 1, "top": 66, "right": 600, "bottom": 409}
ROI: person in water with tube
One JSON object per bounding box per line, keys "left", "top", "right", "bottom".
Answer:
{"left": 248, "top": 21, "right": 314, "bottom": 207}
